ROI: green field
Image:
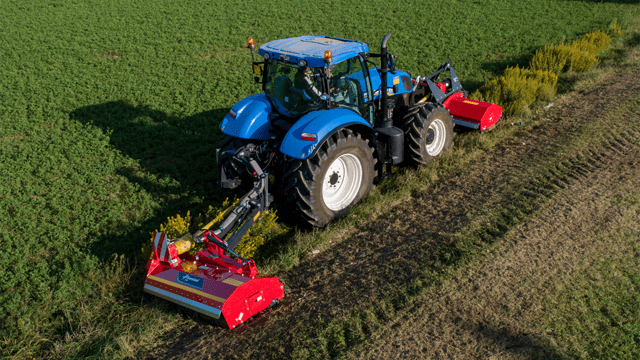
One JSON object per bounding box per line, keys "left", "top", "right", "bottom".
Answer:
{"left": 1, "top": 0, "right": 638, "bottom": 358}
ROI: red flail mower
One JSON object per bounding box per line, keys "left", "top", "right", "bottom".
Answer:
{"left": 144, "top": 159, "right": 284, "bottom": 329}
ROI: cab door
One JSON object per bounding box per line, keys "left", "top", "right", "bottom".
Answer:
{"left": 328, "top": 55, "right": 374, "bottom": 124}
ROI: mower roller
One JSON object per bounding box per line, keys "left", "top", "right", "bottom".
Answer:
{"left": 145, "top": 33, "right": 504, "bottom": 326}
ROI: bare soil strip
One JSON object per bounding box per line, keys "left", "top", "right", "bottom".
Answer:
{"left": 346, "top": 98, "right": 640, "bottom": 359}
{"left": 149, "top": 62, "right": 640, "bottom": 359}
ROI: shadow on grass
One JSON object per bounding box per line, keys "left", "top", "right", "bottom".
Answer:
{"left": 462, "top": 320, "right": 571, "bottom": 360}
{"left": 70, "top": 100, "right": 233, "bottom": 259}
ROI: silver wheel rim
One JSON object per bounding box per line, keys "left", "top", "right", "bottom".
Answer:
{"left": 322, "top": 153, "right": 363, "bottom": 211}
{"left": 425, "top": 119, "right": 446, "bottom": 156}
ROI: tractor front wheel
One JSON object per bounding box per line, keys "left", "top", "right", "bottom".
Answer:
{"left": 401, "top": 103, "right": 454, "bottom": 166}
{"left": 283, "top": 128, "right": 375, "bottom": 227}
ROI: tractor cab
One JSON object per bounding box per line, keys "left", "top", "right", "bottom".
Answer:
{"left": 261, "top": 60, "right": 325, "bottom": 118}
{"left": 255, "top": 36, "right": 380, "bottom": 123}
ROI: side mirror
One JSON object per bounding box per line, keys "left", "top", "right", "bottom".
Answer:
{"left": 387, "top": 53, "right": 397, "bottom": 74}
{"left": 253, "top": 64, "right": 263, "bottom": 76}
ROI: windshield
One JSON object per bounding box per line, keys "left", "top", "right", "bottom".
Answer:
{"left": 264, "top": 60, "right": 325, "bottom": 117}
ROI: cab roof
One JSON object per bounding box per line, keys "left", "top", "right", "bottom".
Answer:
{"left": 258, "top": 36, "right": 369, "bottom": 68}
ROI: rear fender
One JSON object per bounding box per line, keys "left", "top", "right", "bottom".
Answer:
{"left": 220, "top": 94, "right": 275, "bottom": 140}
{"left": 280, "top": 108, "right": 372, "bottom": 159}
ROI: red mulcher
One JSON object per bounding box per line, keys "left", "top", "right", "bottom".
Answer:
{"left": 413, "top": 64, "right": 503, "bottom": 131}
{"left": 144, "top": 158, "right": 284, "bottom": 329}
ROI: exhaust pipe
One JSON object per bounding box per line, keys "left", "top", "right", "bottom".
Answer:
{"left": 378, "top": 33, "right": 392, "bottom": 129}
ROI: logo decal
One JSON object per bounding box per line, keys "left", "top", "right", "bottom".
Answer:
{"left": 307, "top": 143, "right": 316, "bottom": 155}
{"left": 463, "top": 100, "right": 480, "bottom": 105}
{"left": 176, "top": 272, "right": 204, "bottom": 290}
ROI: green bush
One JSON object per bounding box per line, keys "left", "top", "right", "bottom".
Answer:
{"left": 474, "top": 30, "right": 612, "bottom": 116}
{"left": 471, "top": 66, "right": 558, "bottom": 116}
{"left": 530, "top": 31, "right": 611, "bottom": 73}
{"left": 142, "top": 198, "right": 285, "bottom": 259}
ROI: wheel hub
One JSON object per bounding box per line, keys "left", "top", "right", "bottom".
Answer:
{"left": 329, "top": 172, "right": 340, "bottom": 186}
{"left": 425, "top": 119, "right": 446, "bottom": 156}
{"left": 322, "top": 154, "right": 363, "bottom": 211}
{"left": 426, "top": 128, "right": 435, "bottom": 144}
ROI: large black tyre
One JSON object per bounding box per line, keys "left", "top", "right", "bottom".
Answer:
{"left": 282, "top": 128, "right": 375, "bottom": 227}
{"left": 401, "top": 102, "right": 454, "bottom": 166}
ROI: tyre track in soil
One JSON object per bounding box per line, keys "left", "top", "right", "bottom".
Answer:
{"left": 346, "top": 103, "right": 640, "bottom": 359}
{"left": 150, "top": 65, "right": 640, "bottom": 360}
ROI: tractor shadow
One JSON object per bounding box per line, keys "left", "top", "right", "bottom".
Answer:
{"left": 70, "top": 101, "right": 232, "bottom": 260}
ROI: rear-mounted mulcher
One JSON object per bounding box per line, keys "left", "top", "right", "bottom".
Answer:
{"left": 144, "top": 155, "right": 283, "bottom": 329}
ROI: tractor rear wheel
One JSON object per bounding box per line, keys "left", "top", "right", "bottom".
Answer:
{"left": 282, "top": 128, "right": 375, "bottom": 227}
{"left": 401, "top": 102, "right": 454, "bottom": 166}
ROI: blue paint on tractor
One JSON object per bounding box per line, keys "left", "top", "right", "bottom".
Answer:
{"left": 368, "top": 69, "right": 412, "bottom": 99}
{"left": 259, "top": 36, "right": 369, "bottom": 67}
{"left": 220, "top": 94, "right": 274, "bottom": 140}
{"left": 279, "top": 108, "right": 370, "bottom": 159}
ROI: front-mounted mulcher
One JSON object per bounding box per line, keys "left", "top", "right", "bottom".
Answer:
{"left": 143, "top": 33, "right": 503, "bottom": 327}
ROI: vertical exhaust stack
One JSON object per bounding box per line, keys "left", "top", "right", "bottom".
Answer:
{"left": 378, "top": 33, "right": 392, "bottom": 129}
{"left": 374, "top": 32, "right": 403, "bottom": 172}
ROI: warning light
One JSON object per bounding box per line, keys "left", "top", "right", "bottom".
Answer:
{"left": 247, "top": 37, "right": 255, "bottom": 49}
{"left": 324, "top": 50, "right": 332, "bottom": 63}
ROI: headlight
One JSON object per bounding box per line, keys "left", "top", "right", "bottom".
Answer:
{"left": 263, "top": 52, "right": 270, "bottom": 60}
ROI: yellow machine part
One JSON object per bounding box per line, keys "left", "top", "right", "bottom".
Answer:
{"left": 173, "top": 234, "right": 194, "bottom": 255}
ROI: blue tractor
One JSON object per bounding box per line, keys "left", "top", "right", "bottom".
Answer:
{"left": 217, "top": 34, "right": 499, "bottom": 227}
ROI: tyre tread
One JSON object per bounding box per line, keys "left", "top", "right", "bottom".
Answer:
{"left": 282, "top": 128, "right": 374, "bottom": 227}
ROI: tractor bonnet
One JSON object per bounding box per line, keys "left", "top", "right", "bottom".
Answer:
{"left": 258, "top": 36, "right": 369, "bottom": 67}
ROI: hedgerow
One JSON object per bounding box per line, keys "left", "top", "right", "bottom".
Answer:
{"left": 473, "top": 30, "right": 613, "bottom": 115}
{"left": 530, "top": 30, "right": 611, "bottom": 74}
{"left": 472, "top": 67, "right": 558, "bottom": 116}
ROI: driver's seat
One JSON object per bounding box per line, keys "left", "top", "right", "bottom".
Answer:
{"left": 273, "top": 75, "right": 293, "bottom": 106}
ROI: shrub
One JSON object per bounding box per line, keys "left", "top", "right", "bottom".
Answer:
{"left": 529, "top": 43, "right": 572, "bottom": 74}
{"left": 530, "top": 31, "right": 611, "bottom": 73}
{"left": 160, "top": 211, "right": 192, "bottom": 239}
{"left": 575, "top": 30, "right": 611, "bottom": 54}
{"left": 606, "top": 19, "right": 624, "bottom": 37}
{"left": 471, "top": 66, "right": 558, "bottom": 116}
{"left": 142, "top": 198, "right": 284, "bottom": 259}
{"left": 475, "top": 30, "right": 612, "bottom": 117}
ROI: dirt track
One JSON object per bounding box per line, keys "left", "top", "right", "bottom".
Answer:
{"left": 346, "top": 74, "right": 640, "bottom": 358}
{"left": 148, "top": 49, "right": 640, "bottom": 360}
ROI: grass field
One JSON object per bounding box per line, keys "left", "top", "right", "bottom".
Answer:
{"left": 1, "top": 0, "right": 639, "bottom": 358}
